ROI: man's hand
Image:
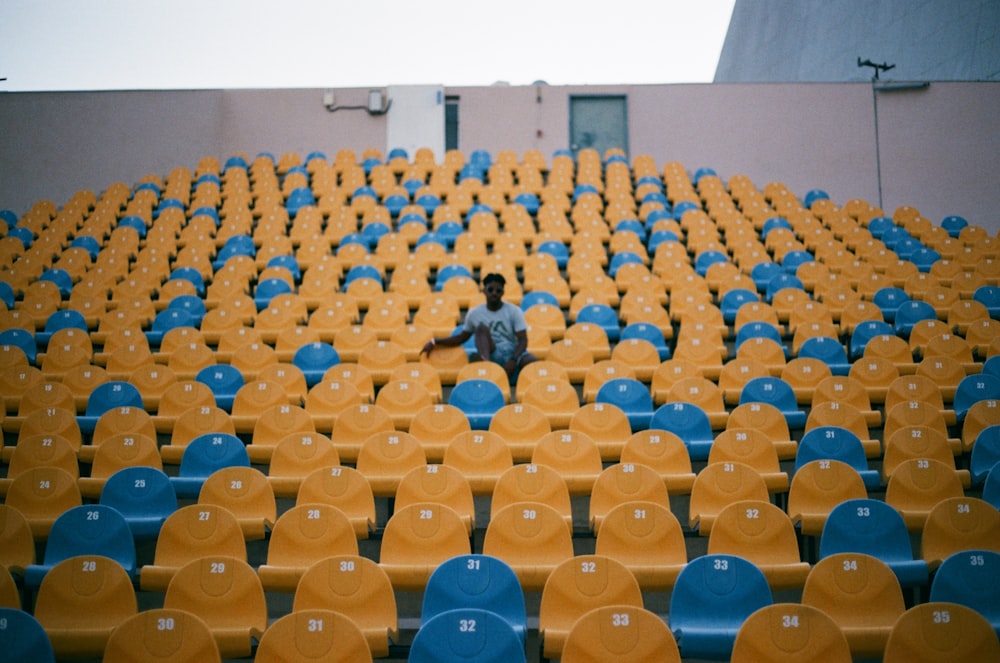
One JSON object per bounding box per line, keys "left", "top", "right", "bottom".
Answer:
{"left": 421, "top": 340, "right": 435, "bottom": 356}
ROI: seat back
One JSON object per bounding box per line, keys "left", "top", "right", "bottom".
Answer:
{"left": 921, "top": 496, "right": 1000, "bottom": 567}
{"left": 254, "top": 610, "right": 372, "bottom": 663}
{"left": 293, "top": 554, "right": 398, "bottom": 657}
{"left": 162, "top": 556, "right": 267, "bottom": 659}
{"left": 820, "top": 498, "right": 928, "bottom": 587}
{"left": 0, "top": 504, "right": 35, "bottom": 573}
{"left": 140, "top": 504, "right": 246, "bottom": 591}
{"left": 669, "top": 554, "right": 773, "bottom": 660}
{"left": 296, "top": 465, "right": 375, "bottom": 538}
{"left": 649, "top": 402, "right": 715, "bottom": 461}
{"left": 708, "top": 500, "right": 810, "bottom": 590}
{"left": 589, "top": 463, "right": 670, "bottom": 532}
{"left": 787, "top": 459, "right": 868, "bottom": 536}
{"left": 422, "top": 554, "right": 527, "bottom": 641}
{"left": 731, "top": 603, "right": 852, "bottom": 663}
{"left": 99, "top": 466, "right": 177, "bottom": 540}
{"left": 26, "top": 504, "right": 136, "bottom": 589}
{"left": 594, "top": 501, "right": 687, "bottom": 590}
{"left": 538, "top": 554, "right": 644, "bottom": 659}
{"left": 379, "top": 503, "right": 471, "bottom": 590}
{"left": 6, "top": 466, "right": 84, "bottom": 541}
{"left": 34, "top": 554, "right": 138, "bottom": 659}
{"left": 801, "top": 552, "right": 905, "bottom": 659}
{"left": 482, "top": 501, "right": 575, "bottom": 592}
{"left": 689, "top": 461, "right": 769, "bottom": 534}
{"left": 883, "top": 602, "right": 1000, "bottom": 663}
{"left": 197, "top": 466, "right": 276, "bottom": 540}
{"left": 170, "top": 432, "right": 250, "bottom": 498}
{"left": 409, "top": 608, "right": 526, "bottom": 663}
{"left": 258, "top": 504, "right": 358, "bottom": 592}
{"left": 562, "top": 604, "right": 681, "bottom": 663}
{"left": 442, "top": 430, "right": 514, "bottom": 495}
{"left": 929, "top": 549, "right": 1000, "bottom": 638}
{"left": 0, "top": 608, "right": 56, "bottom": 663}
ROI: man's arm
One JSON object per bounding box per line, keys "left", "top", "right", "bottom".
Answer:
{"left": 422, "top": 328, "right": 472, "bottom": 355}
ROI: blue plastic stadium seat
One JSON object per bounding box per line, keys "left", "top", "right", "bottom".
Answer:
{"left": 872, "top": 286, "right": 910, "bottom": 323}
{"left": 38, "top": 268, "right": 73, "bottom": 298}
{"left": 422, "top": 554, "right": 527, "bottom": 644}
{"left": 649, "top": 402, "right": 715, "bottom": 461}
{"left": 448, "top": 379, "right": 505, "bottom": 430}
{"left": 849, "top": 321, "right": 895, "bottom": 360}
{"left": 984, "top": 465, "right": 1000, "bottom": 510}
{"left": 536, "top": 240, "right": 569, "bottom": 269}
{"left": 253, "top": 277, "right": 293, "bottom": 311}
{"left": 795, "top": 426, "right": 882, "bottom": 490}
{"left": 343, "top": 264, "right": 382, "bottom": 287}
{"left": 760, "top": 216, "right": 793, "bottom": 239}
{"left": 940, "top": 215, "right": 968, "bottom": 238}
{"left": 669, "top": 554, "right": 773, "bottom": 660}
{"left": 575, "top": 303, "right": 621, "bottom": 343}
{"left": 146, "top": 308, "right": 198, "bottom": 348}
{"left": 415, "top": 193, "right": 441, "bottom": 216}
{"left": 78, "top": 381, "right": 144, "bottom": 434}
{"left": 819, "top": 498, "right": 929, "bottom": 588}
{"left": 973, "top": 285, "right": 1000, "bottom": 319}
{"left": 36, "top": 309, "right": 89, "bottom": 347}
{"left": 694, "top": 250, "right": 728, "bottom": 277}
{"left": 608, "top": 250, "right": 644, "bottom": 278}
{"left": 99, "top": 466, "right": 178, "bottom": 541}
{"left": 520, "top": 291, "right": 561, "bottom": 311}
{"left": 266, "top": 254, "right": 301, "bottom": 282}
{"left": 213, "top": 234, "right": 256, "bottom": 269}
{"left": 954, "top": 373, "right": 1000, "bottom": 422}
{"left": 435, "top": 264, "right": 474, "bottom": 291}
{"left": 909, "top": 247, "right": 942, "bottom": 273}
{"left": 803, "top": 189, "right": 830, "bottom": 209}
{"left": 409, "top": 608, "right": 526, "bottom": 663}
{"left": 384, "top": 193, "right": 410, "bottom": 217}
{"left": 765, "top": 273, "right": 805, "bottom": 302}
{"left": 361, "top": 222, "right": 391, "bottom": 249}
{"left": 596, "top": 378, "right": 655, "bottom": 432}
{"left": 513, "top": 192, "right": 540, "bottom": 215}
{"left": 647, "top": 229, "right": 680, "bottom": 255}
{"left": 195, "top": 364, "right": 245, "bottom": 412}
{"left": 893, "top": 299, "right": 937, "bottom": 338}
{"left": 734, "top": 322, "right": 787, "bottom": 358}
{"left": 0, "top": 328, "right": 37, "bottom": 365}
{"left": 168, "top": 266, "right": 207, "bottom": 298}
{"left": 866, "top": 216, "right": 894, "bottom": 240}
{"left": 969, "top": 425, "right": 1000, "bottom": 486}
{"left": 24, "top": 504, "right": 137, "bottom": 589}
{"left": 620, "top": 322, "right": 671, "bottom": 361}
{"left": 169, "top": 433, "right": 251, "bottom": 499}
{"left": 720, "top": 288, "right": 760, "bottom": 325}
{"left": 0, "top": 608, "right": 55, "bottom": 662}
{"left": 929, "top": 549, "right": 1000, "bottom": 638}
{"left": 797, "top": 336, "right": 851, "bottom": 375}
{"left": 738, "top": 376, "right": 806, "bottom": 429}
{"left": 292, "top": 342, "right": 341, "bottom": 388}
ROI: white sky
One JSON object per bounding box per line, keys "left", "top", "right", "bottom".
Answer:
{"left": 0, "top": 0, "right": 736, "bottom": 91}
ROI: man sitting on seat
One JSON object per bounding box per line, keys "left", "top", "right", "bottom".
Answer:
{"left": 422, "top": 272, "right": 537, "bottom": 379}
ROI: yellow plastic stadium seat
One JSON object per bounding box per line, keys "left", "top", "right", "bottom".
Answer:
{"left": 292, "top": 555, "right": 399, "bottom": 657}
{"left": 589, "top": 462, "right": 670, "bottom": 533}
{"left": 296, "top": 466, "right": 375, "bottom": 539}
{"left": 378, "top": 502, "right": 471, "bottom": 591}
{"left": 406, "top": 403, "right": 471, "bottom": 463}
{"left": 266, "top": 432, "right": 341, "bottom": 498}
{"left": 33, "top": 554, "right": 138, "bottom": 659}
{"left": 594, "top": 500, "right": 687, "bottom": 591}
{"left": 883, "top": 602, "right": 1000, "bottom": 663}
{"left": 482, "top": 501, "right": 575, "bottom": 592}
{"left": 162, "top": 556, "right": 267, "bottom": 659}
{"left": 538, "top": 554, "right": 644, "bottom": 660}
{"left": 255, "top": 610, "right": 373, "bottom": 663}
{"left": 707, "top": 500, "right": 811, "bottom": 591}
{"left": 620, "top": 429, "right": 697, "bottom": 494}
{"left": 561, "top": 605, "right": 681, "bottom": 663}
{"left": 257, "top": 503, "right": 359, "bottom": 592}
{"left": 731, "top": 603, "right": 852, "bottom": 663}
{"left": 688, "top": 461, "right": 770, "bottom": 536}
{"left": 393, "top": 464, "right": 476, "bottom": 534}
{"left": 139, "top": 504, "right": 247, "bottom": 591}
{"left": 102, "top": 609, "right": 221, "bottom": 663}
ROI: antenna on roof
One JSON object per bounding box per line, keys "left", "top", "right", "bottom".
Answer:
{"left": 857, "top": 58, "right": 895, "bottom": 81}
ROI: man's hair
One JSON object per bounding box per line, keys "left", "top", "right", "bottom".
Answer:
{"left": 482, "top": 272, "right": 506, "bottom": 287}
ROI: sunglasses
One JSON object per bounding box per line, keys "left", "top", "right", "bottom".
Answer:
{"left": 484, "top": 286, "right": 504, "bottom": 294}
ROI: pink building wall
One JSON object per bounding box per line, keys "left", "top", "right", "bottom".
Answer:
{"left": 1, "top": 82, "right": 997, "bottom": 232}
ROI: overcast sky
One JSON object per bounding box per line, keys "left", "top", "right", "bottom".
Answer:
{"left": 0, "top": 0, "right": 736, "bottom": 91}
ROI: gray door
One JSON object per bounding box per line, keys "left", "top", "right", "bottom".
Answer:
{"left": 569, "top": 95, "right": 628, "bottom": 159}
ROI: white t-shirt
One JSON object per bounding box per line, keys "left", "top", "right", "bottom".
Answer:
{"left": 463, "top": 302, "right": 527, "bottom": 351}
